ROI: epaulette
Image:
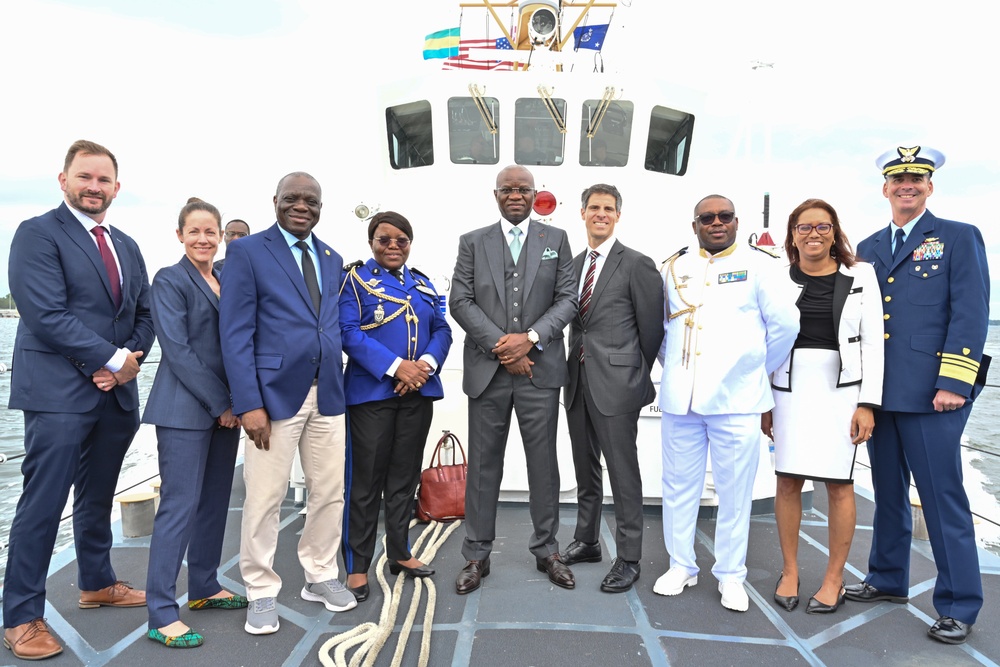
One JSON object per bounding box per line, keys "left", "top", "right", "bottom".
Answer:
{"left": 749, "top": 243, "right": 781, "bottom": 259}
{"left": 343, "top": 259, "right": 364, "bottom": 271}
{"left": 410, "top": 267, "right": 430, "bottom": 280}
{"left": 660, "top": 246, "right": 688, "bottom": 270}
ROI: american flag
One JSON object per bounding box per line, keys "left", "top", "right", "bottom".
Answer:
{"left": 442, "top": 37, "right": 515, "bottom": 71}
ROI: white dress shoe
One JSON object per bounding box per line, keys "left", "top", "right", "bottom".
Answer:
{"left": 653, "top": 567, "right": 698, "bottom": 596}
{"left": 719, "top": 581, "right": 749, "bottom": 612}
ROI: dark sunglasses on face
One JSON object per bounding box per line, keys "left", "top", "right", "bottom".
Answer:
{"left": 373, "top": 236, "right": 410, "bottom": 248}
{"left": 695, "top": 211, "right": 736, "bottom": 225}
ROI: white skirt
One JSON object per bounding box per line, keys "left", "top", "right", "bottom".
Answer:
{"left": 772, "top": 348, "right": 860, "bottom": 483}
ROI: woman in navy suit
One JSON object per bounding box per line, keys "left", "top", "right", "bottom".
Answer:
{"left": 340, "top": 211, "right": 452, "bottom": 601}
{"left": 762, "top": 199, "right": 884, "bottom": 615}
{"left": 142, "top": 198, "right": 246, "bottom": 648}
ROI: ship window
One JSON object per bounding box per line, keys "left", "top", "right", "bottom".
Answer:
{"left": 580, "top": 100, "right": 633, "bottom": 167}
{"left": 645, "top": 105, "right": 694, "bottom": 176}
{"left": 448, "top": 97, "right": 500, "bottom": 165}
{"left": 514, "top": 98, "right": 566, "bottom": 166}
{"left": 386, "top": 101, "right": 433, "bottom": 170}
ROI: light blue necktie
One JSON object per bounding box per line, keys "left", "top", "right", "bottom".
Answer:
{"left": 509, "top": 226, "right": 523, "bottom": 263}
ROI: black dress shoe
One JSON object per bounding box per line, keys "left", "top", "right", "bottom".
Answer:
{"left": 773, "top": 574, "right": 799, "bottom": 612}
{"left": 560, "top": 540, "right": 602, "bottom": 566}
{"left": 600, "top": 558, "right": 640, "bottom": 593}
{"left": 843, "top": 581, "right": 908, "bottom": 603}
{"left": 805, "top": 585, "right": 845, "bottom": 615}
{"left": 389, "top": 561, "right": 435, "bottom": 577}
{"left": 536, "top": 553, "right": 575, "bottom": 589}
{"left": 348, "top": 583, "right": 369, "bottom": 602}
{"left": 456, "top": 559, "right": 490, "bottom": 595}
{"left": 928, "top": 616, "right": 972, "bottom": 644}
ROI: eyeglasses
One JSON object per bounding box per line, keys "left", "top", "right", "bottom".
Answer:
{"left": 224, "top": 231, "right": 248, "bottom": 239}
{"left": 794, "top": 223, "right": 833, "bottom": 235}
{"left": 373, "top": 236, "right": 410, "bottom": 248}
{"left": 694, "top": 212, "right": 736, "bottom": 225}
{"left": 496, "top": 187, "right": 535, "bottom": 196}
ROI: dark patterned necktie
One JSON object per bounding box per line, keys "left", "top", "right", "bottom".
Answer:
{"left": 578, "top": 250, "right": 598, "bottom": 362}
{"left": 91, "top": 226, "right": 122, "bottom": 309}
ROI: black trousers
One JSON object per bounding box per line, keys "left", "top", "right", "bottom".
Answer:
{"left": 343, "top": 393, "right": 434, "bottom": 573}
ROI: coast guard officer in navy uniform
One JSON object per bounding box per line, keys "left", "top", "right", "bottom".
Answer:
{"left": 847, "top": 146, "right": 990, "bottom": 645}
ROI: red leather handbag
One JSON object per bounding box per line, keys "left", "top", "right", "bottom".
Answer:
{"left": 415, "top": 431, "right": 467, "bottom": 523}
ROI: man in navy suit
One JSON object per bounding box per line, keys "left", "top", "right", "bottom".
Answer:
{"left": 213, "top": 218, "right": 250, "bottom": 275}
{"left": 220, "top": 172, "right": 356, "bottom": 636}
{"left": 848, "top": 146, "right": 990, "bottom": 645}
{"left": 3, "top": 140, "right": 154, "bottom": 661}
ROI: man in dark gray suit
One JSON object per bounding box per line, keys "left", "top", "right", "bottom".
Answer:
{"left": 560, "top": 184, "right": 664, "bottom": 593}
{"left": 450, "top": 165, "right": 577, "bottom": 594}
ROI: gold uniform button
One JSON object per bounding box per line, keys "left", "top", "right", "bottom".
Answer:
{"left": 698, "top": 325, "right": 703, "bottom": 330}
{"left": 887, "top": 277, "right": 895, "bottom": 283}
{"left": 407, "top": 295, "right": 412, "bottom": 300}
{"left": 884, "top": 296, "right": 891, "bottom": 302}
{"left": 884, "top": 333, "right": 890, "bottom": 340}
{"left": 915, "top": 265, "right": 921, "bottom": 271}
{"left": 883, "top": 314, "right": 890, "bottom": 320}
{"left": 936, "top": 352, "right": 942, "bottom": 357}
{"left": 696, "top": 350, "right": 702, "bottom": 355}
{"left": 923, "top": 273, "right": 929, "bottom": 278}
{"left": 706, "top": 282, "right": 711, "bottom": 286}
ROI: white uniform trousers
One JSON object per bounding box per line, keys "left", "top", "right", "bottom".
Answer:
{"left": 661, "top": 411, "right": 759, "bottom": 583}
{"left": 240, "top": 384, "right": 346, "bottom": 599}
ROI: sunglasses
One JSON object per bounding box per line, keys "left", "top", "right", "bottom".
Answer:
{"left": 695, "top": 212, "right": 736, "bottom": 225}
{"left": 373, "top": 236, "right": 410, "bottom": 248}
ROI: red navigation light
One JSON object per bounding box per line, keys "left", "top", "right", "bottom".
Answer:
{"left": 533, "top": 190, "right": 557, "bottom": 216}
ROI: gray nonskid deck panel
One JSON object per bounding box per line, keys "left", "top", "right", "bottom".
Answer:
{"left": 2, "top": 468, "right": 999, "bottom": 666}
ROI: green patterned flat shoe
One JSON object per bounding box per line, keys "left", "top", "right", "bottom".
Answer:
{"left": 188, "top": 594, "right": 249, "bottom": 610}
{"left": 146, "top": 628, "right": 204, "bottom": 648}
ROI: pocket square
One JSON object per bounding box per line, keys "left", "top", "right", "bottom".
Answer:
{"left": 541, "top": 247, "right": 558, "bottom": 260}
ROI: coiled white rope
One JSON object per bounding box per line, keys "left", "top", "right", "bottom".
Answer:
{"left": 319, "top": 519, "right": 461, "bottom": 667}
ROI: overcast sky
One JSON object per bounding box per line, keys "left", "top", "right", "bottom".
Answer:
{"left": 3, "top": 0, "right": 998, "bottom": 315}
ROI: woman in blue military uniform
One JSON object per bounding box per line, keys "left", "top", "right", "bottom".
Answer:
{"left": 340, "top": 211, "right": 453, "bottom": 601}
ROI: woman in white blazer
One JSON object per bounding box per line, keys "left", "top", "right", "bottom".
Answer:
{"left": 762, "top": 199, "right": 884, "bottom": 615}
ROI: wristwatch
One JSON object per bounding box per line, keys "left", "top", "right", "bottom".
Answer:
{"left": 526, "top": 329, "right": 540, "bottom": 345}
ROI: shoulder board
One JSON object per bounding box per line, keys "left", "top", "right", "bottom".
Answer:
{"left": 343, "top": 259, "right": 364, "bottom": 271}
{"left": 660, "top": 246, "right": 688, "bottom": 270}
{"left": 410, "top": 267, "right": 430, "bottom": 280}
{"left": 749, "top": 244, "right": 781, "bottom": 258}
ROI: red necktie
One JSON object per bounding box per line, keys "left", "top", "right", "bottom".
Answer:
{"left": 578, "top": 250, "right": 598, "bottom": 361}
{"left": 91, "top": 226, "right": 122, "bottom": 309}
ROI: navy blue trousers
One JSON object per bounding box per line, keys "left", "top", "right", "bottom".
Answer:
{"left": 145, "top": 425, "right": 240, "bottom": 629}
{"left": 3, "top": 395, "right": 138, "bottom": 627}
{"left": 866, "top": 406, "right": 983, "bottom": 625}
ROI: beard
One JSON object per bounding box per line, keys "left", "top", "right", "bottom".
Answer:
{"left": 67, "top": 190, "right": 112, "bottom": 216}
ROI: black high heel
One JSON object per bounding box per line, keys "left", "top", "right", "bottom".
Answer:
{"left": 805, "top": 582, "right": 846, "bottom": 614}
{"left": 774, "top": 573, "right": 800, "bottom": 612}
{"left": 389, "top": 561, "right": 435, "bottom": 577}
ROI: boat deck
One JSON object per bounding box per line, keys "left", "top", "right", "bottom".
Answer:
{"left": 3, "top": 467, "right": 1000, "bottom": 667}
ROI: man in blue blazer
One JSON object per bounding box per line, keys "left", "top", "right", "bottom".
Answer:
{"left": 848, "top": 146, "right": 990, "bottom": 645}
{"left": 220, "top": 172, "right": 356, "bottom": 636}
{"left": 3, "top": 140, "right": 154, "bottom": 660}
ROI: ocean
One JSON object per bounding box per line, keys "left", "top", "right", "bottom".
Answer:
{"left": 0, "top": 320, "right": 999, "bottom": 577}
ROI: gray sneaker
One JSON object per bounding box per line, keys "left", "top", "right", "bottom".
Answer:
{"left": 301, "top": 580, "right": 358, "bottom": 612}
{"left": 244, "top": 596, "right": 279, "bottom": 635}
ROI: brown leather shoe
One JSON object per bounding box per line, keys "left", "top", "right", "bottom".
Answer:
{"left": 79, "top": 581, "right": 147, "bottom": 608}
{"left": 3, "top": 618, "right": 63, "bottom": 660}
{"left": 536, "top": 553, "right": 575, "bottom": 589}
{"left": 456, "top": 558, "right": 491, "bottom": 595}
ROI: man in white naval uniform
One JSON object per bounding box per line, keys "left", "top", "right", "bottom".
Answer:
{"left": 653, "top": 194, "right": 799, "bottom": 611}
